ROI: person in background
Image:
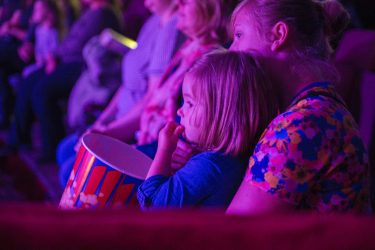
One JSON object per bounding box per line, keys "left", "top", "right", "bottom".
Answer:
{"left": 0, "top": 0, "right": 34, "bottom": 41}
{"left": 137, "top": 50, "right": 278, "bottom": 208}
{"left": 83, "top": 0, "right": 239, "bottom": 162}
{"left": 227, "top": 0, "right": 370, "bottom": 214}
{"left": 6, "top": 0, "right": 121, "bottom": 163}
{"left": 19, "top": 0, "right": 62, "bottom": 77}
{"left": 7, "top": 0, "right": 62, "bottom": 138}
{"left": 0, "top": 0, "right": 23, "bottom": 25}
{"left": 0, "top": 0, "right": 34, "bottom": 129}
{"left": 57, "top": 0, "right": 184, "bottom": 187}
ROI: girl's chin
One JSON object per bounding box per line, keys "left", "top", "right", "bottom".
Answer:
{"left": 181, "top": 132, "right": 189, "bottom": 142}
{"left": 181, "top": 133, "right": 197, "bottom": 146}
{"left": 181, "top": 132, "right": 194, "bottom": 144}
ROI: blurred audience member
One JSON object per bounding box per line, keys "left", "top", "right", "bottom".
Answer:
{"left": 20, "top": 0, "right": 63, "bottom": 77}
{"left": 57, "top": 0, "right": 185, "bottom": 187}
{"left": 7, "top": 0, "right": 121, "bottom": 163}
{"left": 73, "top": 0, "right": 239, "bottom": 166}
{"left": 0, "top": 0, "right": 23, "bottom": 25}
{"left": 0, "top": 0, "right": 34, "bottom": 128}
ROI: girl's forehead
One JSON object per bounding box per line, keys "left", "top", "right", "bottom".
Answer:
{"left": 182, "top": 77, "right": 192, "bottom": 90}
{"left": 182, "top": 75, "right": 198, "bottom": 95}
{"left": 234, "top": 8, "right": 252, "bottom": 25}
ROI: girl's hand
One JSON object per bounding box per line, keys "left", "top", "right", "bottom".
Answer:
{"left": 157, "top": 122, "right": 184, "bottom": 157}
{"left": 147, "top": 122, "right": 184, "bottom": 178}
{"left": 171, "top": 139, "right": 195, "bottom": 171}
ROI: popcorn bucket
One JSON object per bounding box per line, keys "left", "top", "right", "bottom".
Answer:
{"left": 59, "top": 133, "right": 152, "bottom": 209}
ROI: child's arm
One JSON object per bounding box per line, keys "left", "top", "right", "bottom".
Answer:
{"left": 137, "top": 152, "right": 230, "bottom": 208}
{"left": 146, "top": 122, "right": 184, "bottom": 178}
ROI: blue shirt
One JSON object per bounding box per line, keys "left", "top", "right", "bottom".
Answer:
{"left": 137, "top": 152, "right": 246, "bottom": 208}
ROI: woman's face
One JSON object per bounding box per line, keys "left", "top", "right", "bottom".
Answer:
{"left": 144, "top": 0, "right": 172, "bottom": 16}
{"left": 177, "top": 77, "right": 203, "bottom": 144}
{"left": 177, "top": 0, "right": 199, "bottom": 38}
{"left": 229, "top": 7, "right": 267, "bottom": 53}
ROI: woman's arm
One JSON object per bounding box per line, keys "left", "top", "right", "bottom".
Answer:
{"left": 226, "top": 179, "right": 293, "bottom": 215}
{"left": 94, "top": 85, "right": 123, "bottom": 127}
{"left": 8, "top": 26, "right": 26, "bottom": 40}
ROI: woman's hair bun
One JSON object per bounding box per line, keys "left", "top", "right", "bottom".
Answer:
{"left": 320, "top": 0, "right": 351, "bottom": 39}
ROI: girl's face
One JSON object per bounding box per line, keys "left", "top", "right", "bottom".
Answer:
{"left": 177, "top": 77, "right": 203, "bottom": 144}
{"left": 177, "top": 0, "right": 199, "bottom": 38}
{"left": 229, "top": 7, "right": 267, "bottom": 53}
{"left": 144, "top": 0, "right": 172, "bottom": 16}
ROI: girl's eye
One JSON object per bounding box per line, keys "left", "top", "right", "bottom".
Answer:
{"left": 185, "top": 101, "right": 193, "bottom": 108}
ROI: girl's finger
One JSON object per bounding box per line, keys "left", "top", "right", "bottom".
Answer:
{"left": 174, "top": 125, "right": 184, "bottom": 137}
{"left": 176, "top": 139, "right": 193, "bottom": 154}
{"left": 171, "top": 161, "right": 184, "bottom": 170}
{"left": 174, "top": 146, "right": 192, "bottom": 158}
{"left": 172, "top": 153, "right": 186, "bottom": 163}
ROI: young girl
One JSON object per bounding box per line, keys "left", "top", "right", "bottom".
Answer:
{"left": 137, "top": 50, "right": 278, "bottom": 208}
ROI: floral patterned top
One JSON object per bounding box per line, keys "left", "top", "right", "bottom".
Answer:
{"left": 246, "top": 82, "right": 370, "bottom": 213}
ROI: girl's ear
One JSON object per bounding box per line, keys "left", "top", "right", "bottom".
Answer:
{"left": 269, "top": 21, "right": 289, "bottom": 52}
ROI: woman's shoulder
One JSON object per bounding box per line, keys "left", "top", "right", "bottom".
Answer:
{"left": 143, "top": 14, "right": 160, "bottom": 27}
{"left": 136, "top": 15, "right": 161, "bottom": 38}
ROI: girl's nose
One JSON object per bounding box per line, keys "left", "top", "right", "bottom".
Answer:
{"left": 228, "top": 42, "right": 237, "bottom": 51}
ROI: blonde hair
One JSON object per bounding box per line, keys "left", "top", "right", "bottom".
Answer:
{"left": 191, "top": 0, "right": 239, "bottom": 45}
{"left": 186, "top": 50, "right": 278, "bottom": 157}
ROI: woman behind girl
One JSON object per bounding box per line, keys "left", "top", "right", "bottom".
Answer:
{"left": 137, "top": 50, "right": 278, "bottom": 208}
{"left": 227, "top": 0, "right": 370, "bottom": 214}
